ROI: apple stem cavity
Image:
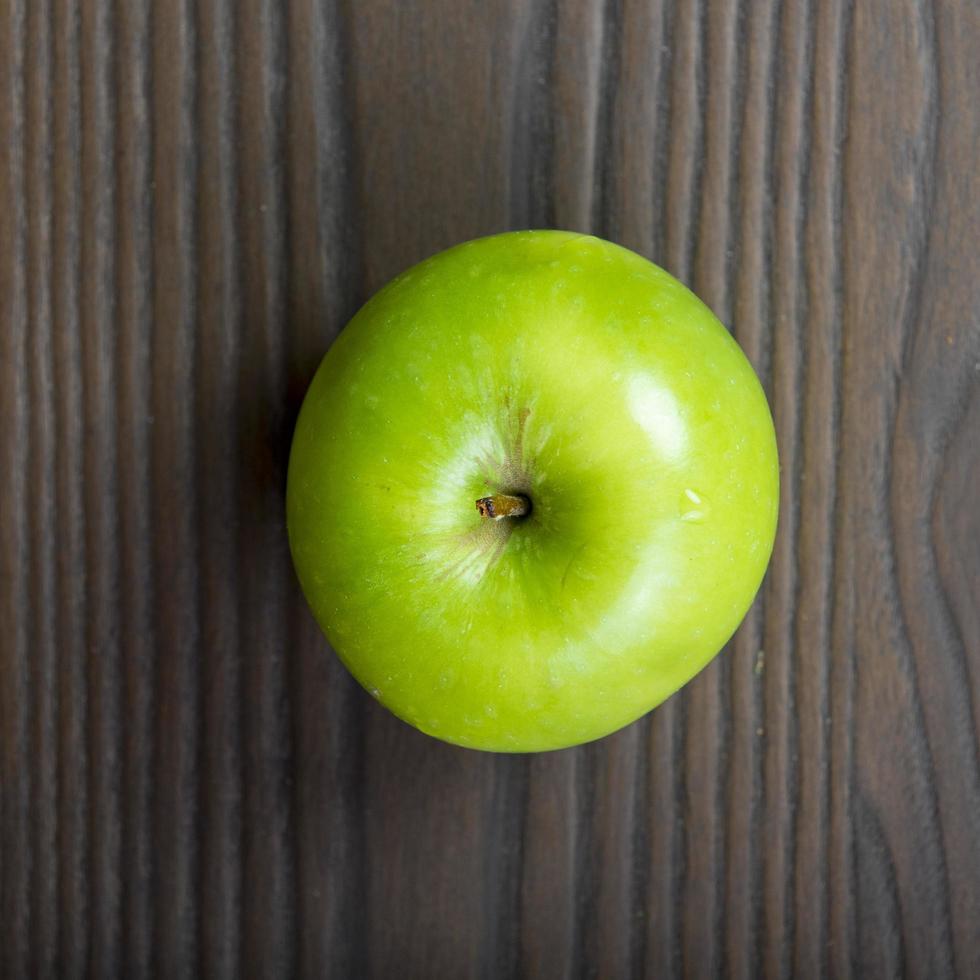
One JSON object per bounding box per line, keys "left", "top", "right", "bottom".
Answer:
{"left": 476, "top": 493, "right": 531, "bottom": 520}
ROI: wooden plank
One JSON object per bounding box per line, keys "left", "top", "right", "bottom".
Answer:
{"left": 1, "top": 0, "right": 979, "bottom": 976}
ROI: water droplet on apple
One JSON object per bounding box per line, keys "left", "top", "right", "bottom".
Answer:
{"left": 369, "top": 687, "right": 382, "bottom": 699}
{"left": 680, "top": 488, "right": 710, "bottom": 523}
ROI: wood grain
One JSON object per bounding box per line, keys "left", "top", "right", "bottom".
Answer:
{"left": 2, "top": 0, "right": 979, "bottom": 976}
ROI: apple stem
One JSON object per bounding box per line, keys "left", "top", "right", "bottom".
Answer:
{"left": 476, "top": 493, "right": 530, "bottom": 520}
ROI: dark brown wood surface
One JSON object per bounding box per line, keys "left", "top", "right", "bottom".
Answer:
{"left": 2, "top": 0, "right": 979, "bottom": 976}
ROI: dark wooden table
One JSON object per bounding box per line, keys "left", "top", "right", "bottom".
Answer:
{"left": 2, "top": 0, "right": 979, "bottom": 977}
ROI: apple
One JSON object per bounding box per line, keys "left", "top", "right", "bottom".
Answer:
{"left": 287, "top": 231, "right": 778, "bottom": 752}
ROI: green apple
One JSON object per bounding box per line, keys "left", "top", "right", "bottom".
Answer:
{"left": 287, "top": 231, "right": 778, "bottom": 752}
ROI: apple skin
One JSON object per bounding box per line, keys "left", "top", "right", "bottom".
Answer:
{"left": 287, "top": 231, "right": 778, "bottom": 752}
